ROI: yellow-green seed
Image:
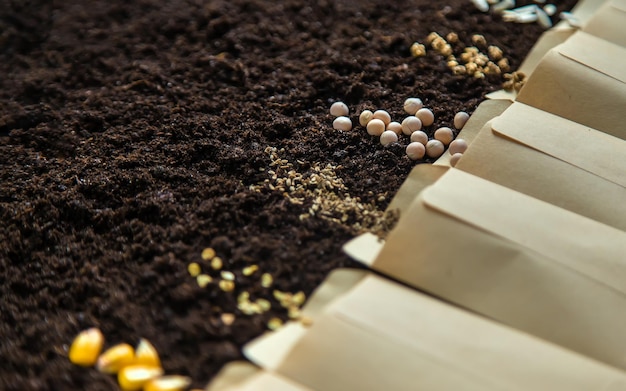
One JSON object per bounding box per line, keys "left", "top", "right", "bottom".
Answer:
{"left": 267, "top": 317, "right": 283, "bottom": 331}
{"left": 219, "top": 280, "right": 235, "bottom": 292}
{"left": 220, "top": 271, "right": 235, "bottom": 281}
{"left": 261, "top": 273, "right": 273, "bottom": 288}
{"left": 256, "top": 298, "right": 272, "bottom": 312}
{"left": 196, "top": 274, "right": 212, "bottom": 288}
{"left": 201, "top": 248, "right": 216, "bottom": 261}
{"left": 242, "top": 265, "right": 259, "bottom": 276}
{"left": 211, "top": 257, "right": 223, "bottom": 270}
{"left": 187, "top": 262, "right": 201, "bottom": 277}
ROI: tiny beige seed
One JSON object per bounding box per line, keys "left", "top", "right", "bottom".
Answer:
{"left": 415, "top": 108, "right": 434, "bottom": 127}
{"left": 359, "top": 110, "right": 373, "bottom": 126}
{"left": 366, "top": 118, "right": 385, "bottom": 136}
{"left": 453, "top": 111, "right": 469, "bottom": 130}
{"left": 267, "top": 317, "right": 283, "bottom": 331}
{"left": 401, "top": 116, "right": 422, "bottom": 135}
{"left": 329, "top": 102, "right": 349, "bottom": 117}
{"left": 211, "top": 257, "right": 223, "bottom": 270}
{"left": 410, "top": 131, "right": 428, "bottom": 146}
{"left": 261, "top": 273, "right": 273, "bottom": 288}
{"left": 372, "top": 110, "right": 391, "bottom": 126}
{"left": 220, "top": 271, "right": 235, "bottom": 281}
{"left": 449, "top": 138, "right": 468, "bottom": 155}
{"left": 406, "top": 142, "right": 426, "bottom": 161}
{"left": 403, "top": 98, "right": 423, "bottom": 115}
{"left": 434, "top": 127, "right": 454, "bottom": 146}
{"left": 450, "top": 152, "right": 463, "bottom": 167}
{"left": 221, "top": 313, "right": 236, "bottom": 326}
{"left": 426, "top": 139, "right": 445, "bottom": 158}
{"left": 242, "top": 265, "right": 259, "bottom": 276}
{"left": 410, "top": 42, "right": 426, "bottom": 57}
{"left": 387, "top": 121, "right": 402, "bottom": 135}
{"left": 333, "top": 116, "right": 352, "bottom": 131}
{"left": 219, "top": 280, "right": 235, "bottom": 292}
{"left": 380, "top": 131, "right": 399, "bottom": 146}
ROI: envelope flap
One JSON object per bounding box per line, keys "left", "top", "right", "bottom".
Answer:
{"left": 491, "top": 102, "right": 626, "bottom": 187}
{"left": 421, "top": 169, "right": 626, "bottom": 294}
{"left": 558, "top": 31, "right": 626, "bottom": 83}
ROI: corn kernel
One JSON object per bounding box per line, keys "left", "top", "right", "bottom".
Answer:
{"left": 134, "top": 339, "right": 161, "bottom": 369}
{"left": 261, "top": 273, "right": 273, "bottom": 288}
{"left": 196, "top": 274, "right": 212, "bottom": 288}
{"left": 242, "top": 265, "right": 259, "bottom": 276}
{"left": 69, "top": 328, "right": 104, "bottom": 367}
{"left": 201, "top": 247, "right": 216, "bottom": 261}
{"left": 220, "top": 271, "right": 235, "bottom": 281}
{"left": 187, "top": 262, "right": 201, "bottom": 277}
{"left": 211, "top": 257, "right": 223, "bottom": 270}
{"left": 96, "top": 343, "right": 135, "bottom": 374}
{"left": 267, "top": 317, "right": 283, "bottom": 331}
{"left": 118, "top": 365, "right": 163, "bottom": 391}
{"left": 144, "top": 375, "right": 192, "bottom": 391}
{"left": 219, "top": 280, "right": 235, "bottom": 292}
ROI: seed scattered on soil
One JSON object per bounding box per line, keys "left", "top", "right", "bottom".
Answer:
{"left": 118, "top": 365, "right": 163, "bottom": 391}
{"left": 426, "top": 139, "right": 445, "bottom": 158}
{"left": 221, "top": 313, "right": 236, "bottom": 326}
{"left": 201, "top": 248, "right": 216, "bottom": 261}
{"left": 96, "top": 343, "right": 135, "bottom": 374}
{"left": 434, "top": 127, "right": 454, "bottom": 146}
{"left": 380, "top": 130, "right": 399, "bottom": 146}
{"left": 144, "top": 375, "right": 192, "bottom": 391}
{"left": 372, "top": 110, "right": 391, "bottom": 126}
{"left": 218, "top": 280, "right": 235, "bottom": 292}
{"left": 406, "top": 142, "right": 426, "bottom": 161}
{"left": 134, "top": 339, "right": 161, "bottom": 369}
{"left": 330, "top": 102, "right": 349, "bottom": 117}
{"left": 242, "top": 265, "right": 259, "bottom": 276}
{"left": 410, "top": 131, "right": 429, "bottom": 146}
{"left": 267, "top": 317, "right": 283, "bottom": 331}
{"left": 359, "top": 110, "right": 374, "bottom": 126}
{"left": 333, "top": 116, "right": 353, "bottom": 131}
{"left": 402, "top": 116, "right": 422, "bottom": 135}
{"left": 69, "top": 328, "right": 105, "bottom": 367}
{"left": 449, "top": 139, "right": 468, "bottom": 155}
{"left": 387, "top": 121, "right": 403, "bottom": 135}
{"left": 415, "top": 108, "right": 434, "bottom": 127}
{"left": 261, "top": 273, "right": 273, "bottom": 288}
{"left": 220, "top": 271, "right": 235, "bottom": 281}
{"left": 196, "top": 274, "right": 212, "bottom": 288}
{"left": 366, "top": 118, "right": 386, "bottom": 136}
{"left": 454, "top": 111, "right": 470, "bottom": 129}
{"left": 187, "top": 262, "right": 201, "bottom": 277}
{"left": 210, "top": 257, "right": 223, "bottom": 271}
{"left": 403, "top": 98, "right": 423, "bottom": 115}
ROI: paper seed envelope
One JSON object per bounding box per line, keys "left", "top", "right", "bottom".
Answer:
{"left": 454, "top": 102, "right": 626, "bottom": 231}
{"left": 361, "top": 168, "right": 626, "bottom": 370}
{"left": 516, "top": 31, "right": 626, "bottom": 137}
{"left": 245, "top": 271, "right": 626, "bottom": 390}
{"left": 583, "top": 0, "right": 626, "bottom": 46}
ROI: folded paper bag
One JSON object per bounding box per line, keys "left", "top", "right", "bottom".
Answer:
{"left": 363, "top": 169, "right": 626, "bottom": 370}
{"left": 516, "top": 31, "right": 626, "bottom": 138}
{"left": 245, "top": 272, "right": 626, "bottom": 391}
{"left": 454, "top": 103, "right": 626, "bottom": 231}
{"left": 583, "top": 0, "right": 626, "bottom": 47}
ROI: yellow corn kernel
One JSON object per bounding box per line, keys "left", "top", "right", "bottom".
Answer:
{"left": 242, "top": 264, "right": 258, "bottom": 276}
{"left": 96, "top": 343, "right": 135, "bottom": 374}
{"left": 187, "top": 262, "right": 201, "bottom": 277}
{"left": 144, "top": 375, "right": 192, "bottom": 391}
{"left": 118, "top": 365, "right": 163, "bottom": 391}
{"left": 201, "top": 247, "right": 216, "bottom": 261}
{"left": 69, "top": 328, "right": 104, "bottom": 366}
{"left": 134, "top": 338, "right": 161, "bottom": 369}
{"left": 211, "top": 257, "right": 223, "bottom": 270}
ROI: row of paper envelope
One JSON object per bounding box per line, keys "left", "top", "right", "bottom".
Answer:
{"left": 205, "top": 0, "right": 626, "bottom": 389}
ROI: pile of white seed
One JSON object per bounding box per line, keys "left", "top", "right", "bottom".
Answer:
{"left": 471, "top": 0, "right": 564, "bottom": 29}
{"left": 329, "top": 99, "right": 470, "bottom": 164}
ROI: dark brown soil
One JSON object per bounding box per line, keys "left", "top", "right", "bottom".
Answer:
{"left": 0, "top": 0, "right": 576, "bottom": 389}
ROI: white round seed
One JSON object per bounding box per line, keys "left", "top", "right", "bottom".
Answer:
{"left": 410, "top": 130, "right": 428, "bottom": 146}
{"left": 415, "top": 108, "right": 434, "bottom": 127}
{"left": 380, "top": 130, "right": 399, "bottom": 146}
{"left": 450, "top": 153, "right": 463, "bottom": 167}
{"left": 406, "top": 142, "right": 426, "bottom": 160}
{"left": 454, "top": 111, "right": 470, "bottom": 130}
{"left": 387, "top": 121, "right": 402, "bottom": 135}
{"left": 330, "top": 102, "right": 349, "bottom": 117}
{"left": 333, "top": 116, "right": 352, "bottom": 131}
{"left": 366, "top": 118, "right": 386, "bottom": 136}
{"left": 426, "top": 139, "right": 445, "bottom": 158}
{"left": 543, "top": 4, "right": 557, "bottom": 16}
{"left": 449, "top": 138, "right": 468, "bottom": 155}
{"left": 434, "top": 127, "right": 454, "bottom": 145}
{"left": 403, "top": 98, "right": 423, "bottom": 115}
{"left": 401, "top": 116, "right": 422, "bottom": 135}
{"left": 372, "top": 110, "right": 391, "bottom": 126}
{"left": 359, "top": 110, "right": 373, "bottom": 126}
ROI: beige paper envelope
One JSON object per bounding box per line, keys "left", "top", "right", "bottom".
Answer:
{"left": 365, "top": 169, "right": 626, "bottom": 370}
{"left": 246, "top": 272, "right": 626, "bottom": 390}
{"left": 486, "top": 29, "right": 576, "bottom": 100}
{"left": 454, "top": 103, "right": 626, "bottom": 231}
{"left": 555, "top": 0, "right": 610, "bottom": 29}
{"left": 206, "top": 362, "right": 312, "bottom": 391}
{"left": 583, "top": 0, "right": 626, "bottom": 46}
{"left": 516, "top": 31, "right": 626, "bottom": 137}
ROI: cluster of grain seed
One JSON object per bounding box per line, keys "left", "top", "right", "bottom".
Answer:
{"left": 416, "top": 32, "right": 510, "bottom": 79}
{"left": 68, "top": 328, "right": 194, "bottom": 391}
{"left": 250, "top": 146, "right": 394, "bottom": 236}
{"left": 189, "top": 247, "right": 310, "bottom": 330}
{"left": 502, "top": 70, "right": 526, "bottom": 92}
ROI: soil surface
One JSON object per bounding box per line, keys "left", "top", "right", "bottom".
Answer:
{"left": 0, "top": 0, "right": 576, "bottom": 389}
